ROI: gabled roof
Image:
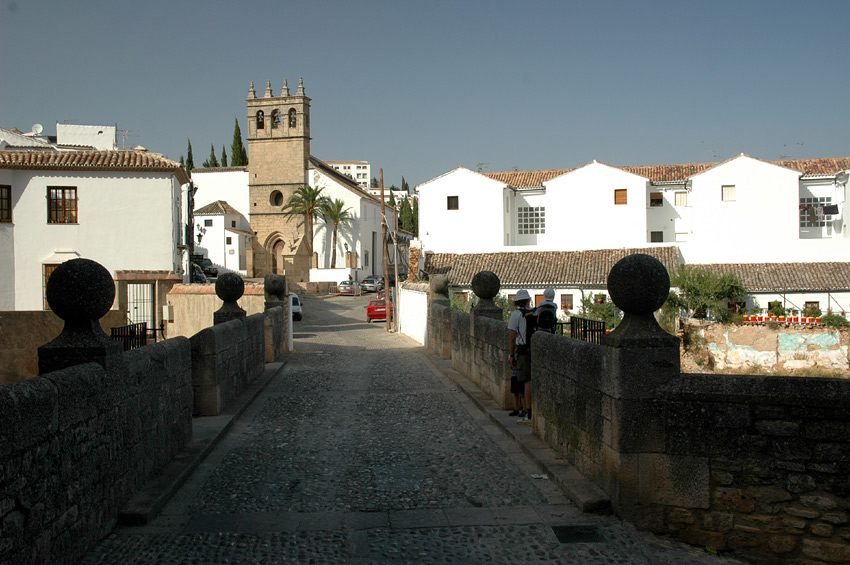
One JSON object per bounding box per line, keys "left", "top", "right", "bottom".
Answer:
{"left": 309, "top": 156, "right": 382, "bottom": 204}
{"left": 195, "top": 200, "right": 242, "bottom": 216}
{"left": 0, "top": 149, "right": 190, "bottom": 184}
{"left": 482, "top": 168, "right": 573, "bottom": 187}
{"left": 696, "top": 262, "right": 850, "bottom": 293}
{"left": 0, "top": 126, "right": 52, "bottom": 148}
{"left": 424, "top": 247, "right": 680, "bottom": 288}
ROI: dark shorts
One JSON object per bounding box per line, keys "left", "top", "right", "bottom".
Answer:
{"left": 516, "top": 354, "right": 531, "bottom": 383}
{"left": 510, "top": 376, "right": 524, "bottom": 395}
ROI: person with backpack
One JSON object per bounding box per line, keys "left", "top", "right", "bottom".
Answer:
{"left": 534, "top": 288, "right": 559, "bottom": 334}
{"left": 507, "top": 289, "right": 534, "bottom": 424}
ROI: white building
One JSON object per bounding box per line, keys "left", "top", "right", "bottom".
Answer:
{"left": 324, "top": 160, "right": 371, "bottom": 188}
{"left": 194, "top": 200, "right": 252, "bottom": 275}
{"left": 0, "top": 148, "right": 191, "bottom": 331}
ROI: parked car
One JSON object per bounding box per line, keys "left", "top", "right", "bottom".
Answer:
{"left": 291, "top": 293, "right": 302, "bottom": 321}
{"left": 366, "top": 298, "right": 393, "bottom": 322}
{"left": 377, "top": 289, "right": 394, "bottom": 302}
{"left": 361, "top": 276, "right": 384, "bottom": 292}
{"left": 336, "top": 280, "right": 361, "bottom": 295}
{"left": 191, "top": 264, "right": 207, "bottom": 283}
{"left": 192, "top": 257, "right": 218, "bottom": 278}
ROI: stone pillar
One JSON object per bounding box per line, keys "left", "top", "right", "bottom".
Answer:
{"left": 600, "top": 254, "right": 693, "bottom": 526}
{"left": 38, "top": 258, "right": 123, "bottom": 375}
{"left": 213, "top": 273, "right": 246, "bottom": 325}
{"left": 263, "top": 274, "right": 288, "bottom": 362}
{"left": 470, "top": 270, "right": 502, "bottom": 321}
{"left": 428, "top": 274, "right": 452, "bottom": 359}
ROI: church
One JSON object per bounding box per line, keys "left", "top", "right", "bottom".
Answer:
{"left": 192, "top": 78, "right": 400, "bottom": 288}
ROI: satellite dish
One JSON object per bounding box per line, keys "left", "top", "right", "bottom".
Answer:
{"left": 32, "top": 123, "right": 43, "bottom": 135}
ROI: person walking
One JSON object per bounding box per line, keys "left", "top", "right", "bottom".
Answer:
{"left": 507, "top": 290, "right": 534, "bottom": 424}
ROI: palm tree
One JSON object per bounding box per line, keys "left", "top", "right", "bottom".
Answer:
{"left": 281, "top": 185, "right": 326, "bottom": 254}
{"left": 321, "top": 198, "right": 353, "bottom": 268}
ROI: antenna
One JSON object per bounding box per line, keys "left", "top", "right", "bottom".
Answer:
{"left": 118, "top": 129, "right": 138, "bottom": 149}
{"left": 31, "top": 123, "right": 43, "bottom": 135}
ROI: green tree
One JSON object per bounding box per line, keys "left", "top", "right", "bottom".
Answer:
{"left": 579, "top": 293, "right": 622, "bottom": 330}
{"left": 203, "top": 144, "right": 219, "bottom": 168}
{"left": 230, "top": 118, "right": 248, "bottom": 166}
{"left": 412, "top": 197, "right": 419, "bottom": 237}
{"left": 388, "top": 191, "right": 396, "bottom": 207}
{"left": 668, "top": 265, "right": 746, "bottom": 322}
{"left": 402, "top": 177, "right": 410, "bottom": 193}
{"left": 371, "top": 177, "right": 379, "bottom": 188}
{"left": 220, "top": 145, "right": 228, "bottom": 167}
{"left": 398, "top": 198, "right": 413, "bottom": 232}
{"left": 320, "top": 198, "right": 353, "bottom": 268}
{"left": 186, "top": 139, "right": 195, "bottom": 176}
{"left": 281, "top": 185, "right": 326, "bottom": 254}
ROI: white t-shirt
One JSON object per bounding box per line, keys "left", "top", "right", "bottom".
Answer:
{"left": 507, "top": 309, "right": 527, "bottom": 346}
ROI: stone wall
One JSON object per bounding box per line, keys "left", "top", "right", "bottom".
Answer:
{"left": 450, "top": 309, "right": 512, "bottom": 408}
{"left": 688, "top": 322, "right": 849, "bottom": 371}
{"left": 190, "top": 313, "right": 265, "bottom": 416}
{"left": 428, "top": 302, "right": 452, "bottom": 359}
{"left": 166, "top": 283, "right": 266, "bottom": 339}
{"left": 0, "top": 338, "right": 193, "bottom": 565}
{"left": 0, "top": 310, "right": 127, "bottom": 385}
{"left": 264, "top": 306, "right": 287, "bottom": 363}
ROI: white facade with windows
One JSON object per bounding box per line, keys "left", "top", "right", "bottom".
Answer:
{"left": 0, "top": 149, "right": 189, "bottom": 311}
{"left": 418, "top": 155, "right": 850, "bottom": 264}
{"left": 325, "top": 160, "right": 371, "bottom": 188}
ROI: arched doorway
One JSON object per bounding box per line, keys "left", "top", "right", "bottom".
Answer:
{"left": 272, "top": 240, "right": 285, "bottom": 274}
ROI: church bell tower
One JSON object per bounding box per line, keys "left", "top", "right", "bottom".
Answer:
{"left": 246, "top": 78, "right": 312, "bottom": 280}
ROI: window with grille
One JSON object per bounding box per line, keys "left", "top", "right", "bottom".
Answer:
{"left": 560, "top": 294, "right": 573, "bottom": 310}
{"left": 721, "top": 185, "right": 736, "bottom": 202}
{"left": 47, "top": 187, "right": 77, "bottom": 223}
{"left": 800, "top": 197, "right": 834, "bottom": 228}
{"left": 650, "top": 192, "right": 663, "bottom": 207}
{"left": 674, "top": 191, "right": 688, "bottom": 207}
{"left": 0, "top": 185, "right": 10, "bottom": 222}
{"left": 447, "top": 196, "right": 459, "bottom": 210}
{"left": 517, "top": 206, "right": 545, "bottom": 234}
{"left": 614, "top": 189, "right": 627, "bottom": 205}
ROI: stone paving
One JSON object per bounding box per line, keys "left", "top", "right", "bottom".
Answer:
{"left": 81, "top": 294, "right": 746, "bottom": 564}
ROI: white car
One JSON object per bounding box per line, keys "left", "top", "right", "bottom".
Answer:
{"left": 291, "top": 293, "right": 302, "bottom": 321}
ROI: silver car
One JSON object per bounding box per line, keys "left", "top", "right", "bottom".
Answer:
{"left": 361, "top": 276, "right": 384, "bottom": 292}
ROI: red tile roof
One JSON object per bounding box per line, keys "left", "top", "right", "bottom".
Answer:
{"left": 482, "top": 169, "right": 573, "bottom": 187}
{"left": 424, "top": 247, "right": 680, "bottom": 288}
{"left": 0, "top": 149, "right": 190, "bottom": 184}
{"left": 195, "top": 200, "right": 242, "bottom": 215}
{"left": 697, "top": 263, "right": 850, "bottom": 292}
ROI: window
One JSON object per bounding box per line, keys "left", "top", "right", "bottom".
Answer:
{"left": 47, "top": 187, "right": 77, "bottom": 224}
{"left": 674, "top": 191, "right": 688, "bottom": 207}
{"left": 43, "top": 264, "right": 59, "bottom": 310}
{"left": 650, "top": 231, "right": 664, "bottom": 242}
{"left": 0, "top": 185, "right": 10, "bottom": 222}
{"left": 800, "top": 197, "right": 834, "bottom": 228}
{"left": 204, "top": 219, "right": 213, "bottom": 227}
{"left": 225, "top": 236, "right": 232, "bottom": 245}
{"left": 231, "top": 220, "right": 236, "bottom": 228}
{"left": 272, "top": 109, "right": 282, "bottom": 128}
{"left": 594, "top": 294, "right": 607, "bottom": 304}
{"left": 364, "top": 250, "right": 369, "bottom": 267}
{"left": 508, "top": 294, "right": 517, "bottom": 307}
{"left": 614, "top": 189, "right": 627, "bottom": 205}
{"left": 447, "top": 196, "right": 459, "bottom": 210}
{"left": 560, "top": 294, "right": 573, "bottom": 310}
{"left": 721, "top": 185, "right": 735, "bottom": 202}
{"left": 257, "top": 110, "right": 265, "bottom": 130}
{"left": 650, "top": 192, "right": 663, "bottom": 207}
{"left": 288, "top": 108, "right": 297, "bottom": 128}
{"left": 517, "top": 206, "right": 545, "bottom": 234}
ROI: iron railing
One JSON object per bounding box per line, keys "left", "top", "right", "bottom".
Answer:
{"left": 569, "top": 316, "right": 606, "bottom": 344}
{"left": 111, "top": 322, "right": 147, "bottom": 351}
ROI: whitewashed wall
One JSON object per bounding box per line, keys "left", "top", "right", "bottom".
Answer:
{"left": 0, "top": 169, "right": 14, "bottom": 309}
{"left": 399, "top": 283, "right": 428, "bottom": 345}
{"left": 192, "top": 169, "right": 250, "bottom": 218}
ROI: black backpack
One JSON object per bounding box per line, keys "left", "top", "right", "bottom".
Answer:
{"left": 537, "top": 305, "right": 557, "bottom": 333}
{"left": 516, "top": 307, "right": 538, "bottom": 354}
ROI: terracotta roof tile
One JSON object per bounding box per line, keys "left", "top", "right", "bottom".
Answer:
{"left": 482, "top": 169, "right": 573, "bottom": 187}
{"left": 195, "top": 200, "right": 242, "bottom": 215}
{"left": 424, "top": 247, "right": 680, "bottom": 288}
{"left": 0, "top": 149, "right": 190, "bottom": 184}
{"left": 695, "top": 263, "right": 850, "bottom": 292}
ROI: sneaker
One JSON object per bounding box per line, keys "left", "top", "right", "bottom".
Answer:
{"left": 517, "top": 415, "right": 532, "bottom": 425}
{"left": 508, "top": 410, "right": 521, "bottom": 417}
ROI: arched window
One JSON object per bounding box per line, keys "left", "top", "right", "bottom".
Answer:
{"left": 272, "top": 110, "right": 282, "bottom": 129}
{"left": 288, "top": 108, "right": 297, "bottom": 128}
{"left": 257, "top": 110, "right": 265, "bottom": 130}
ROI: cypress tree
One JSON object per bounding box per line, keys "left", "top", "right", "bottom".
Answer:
{"left": 399, "top": 198, "right": 413, "bottom": 232}
{"left": 203, "top": 143, "right": 219, "bottom": 168}
{"left": 402, "top": 176, "right": 409, "bottom": 193}
{"left": 412, "top": 197, "right": 419, "bottom": 237}
{"left": 186, "top": 139, "right": 194, "bottom": 177}
{"left": 388, "top": 190, "right": 396, "bottom": 207}
{"left": 220, "top": 145, "right": 228, "bottom": 167}
{"left": 230, "top": 118, "right": 248, "bottom": 166}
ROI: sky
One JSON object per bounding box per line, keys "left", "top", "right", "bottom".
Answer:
{"left": 2, "top": 0, "right": 848, "bottom": 190}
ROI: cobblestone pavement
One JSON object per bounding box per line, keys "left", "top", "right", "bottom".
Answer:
{"left": 82, "top": 295, "right": 746, "bottom": 564}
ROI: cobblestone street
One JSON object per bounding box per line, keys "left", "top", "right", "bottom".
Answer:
{"left": 82, "top": 294, "right": 744, "bottom": 564}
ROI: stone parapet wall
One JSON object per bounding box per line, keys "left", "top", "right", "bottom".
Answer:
{"left": 190, "top": 313, "right": 265, "bottom": 416}
{"left": 0, "top": 310, "right": 127, "bottom": 385}
{"left": 0, "top": 338, "right": 193, "bottom": 565}
{"left": 428, "top": 302, "right": 452, "bottom": 359}
{"left": 264, "top": 306, "right": 287, "bottom": 363}
{"left": 167, "top": 283, "right": 266, "bottom": 339}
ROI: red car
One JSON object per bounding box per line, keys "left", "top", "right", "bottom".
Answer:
{"left": 367, "top": 298, "right": 392, "bottom": 322}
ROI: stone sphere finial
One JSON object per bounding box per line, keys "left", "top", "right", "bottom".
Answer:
{"left": 216, "top": 272, "right": 245, "bottom": 303}
{"left": 471, "top": 271, "right": 500, "bottom": 300}
{"left": 429, "top": 274, "right": 449, "bottom": 297}
{"left": 607, "top": 254, "right": 670, "bottom": 315}
{"left": 46, "top": 258, "right": 115, "bottom": 323}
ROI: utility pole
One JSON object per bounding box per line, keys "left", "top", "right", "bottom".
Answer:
{"left": 378, "top": 168, "right": 392, "bottom": 331}
{"left": 380, "top": 169, "right": 391, "bottom": 331}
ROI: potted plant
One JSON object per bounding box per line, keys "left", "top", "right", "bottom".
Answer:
{"left": 803, "top": 305, "right": 822, "bottom": 324}
{"left": 789, "top": 309, "right": 798, "bottom": 323}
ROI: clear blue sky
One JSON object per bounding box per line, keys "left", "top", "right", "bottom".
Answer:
{"left": 2, "top": 0, "right": 847, "bottom": 190}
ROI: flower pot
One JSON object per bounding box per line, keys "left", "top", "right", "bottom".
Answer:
{"left": 816, "top": 317, "right": 821, "bottom": 324}
{"left": 791, "top": 316, "right": 798, "bottom": 323}
{"left": 757, "top": 315, "right": 764, "bottom": 322}
{"left": 779, "top": 316, "right": 785, "bottom": 322}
